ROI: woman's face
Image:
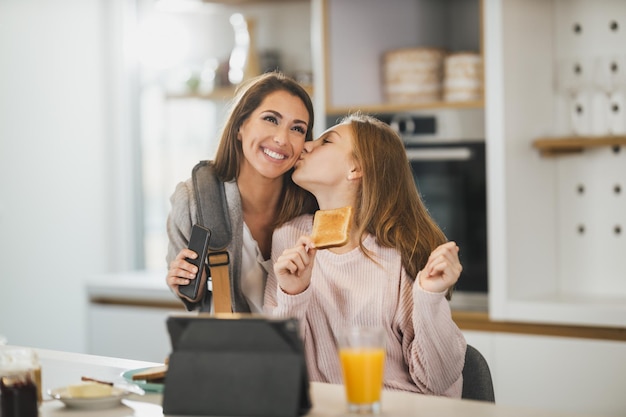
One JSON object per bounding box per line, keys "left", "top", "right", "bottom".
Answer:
{"left": 292, "top": 122, "right": 357, "bottom": 194}
{"left": 238, "top": 90, "right": 310, "bottom": 180}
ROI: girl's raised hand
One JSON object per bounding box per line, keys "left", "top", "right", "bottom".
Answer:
{"left": 418, "top": 241, "right": 463, "bottom": 294}
{"left": 274, "top": 236, "right": 317, "bottom": 295}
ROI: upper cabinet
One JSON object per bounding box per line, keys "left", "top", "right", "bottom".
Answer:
{"left": 314, "top": 0, "right": 484, "bottom": 115}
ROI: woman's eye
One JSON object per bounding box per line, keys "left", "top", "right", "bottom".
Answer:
{"left": 264, "top": 115, "right": 278, "bottom": 124}
{"left": 293, "top": 125, "right": 306, "bottom": 134}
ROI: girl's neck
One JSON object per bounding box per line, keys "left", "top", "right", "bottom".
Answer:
{"left": 313, "top": 191, "right": 353, "bottom": 212}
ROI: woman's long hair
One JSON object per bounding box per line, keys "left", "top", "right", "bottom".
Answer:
{"left": 343, "top": 113, "right": 448, "bottom": 283}
{"left": 213, "top": 72, "right": 318, "bottom": 225}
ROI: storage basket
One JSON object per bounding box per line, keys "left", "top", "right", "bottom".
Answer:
{"left": 383, "top": 47, "right": 446, "bottom": 103}
{"left": 443, "top": 52, "right": 483, "bottom": 102}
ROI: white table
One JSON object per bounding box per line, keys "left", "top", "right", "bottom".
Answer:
{"left": 31, "top": 347, "right": 591, "bottom": 417}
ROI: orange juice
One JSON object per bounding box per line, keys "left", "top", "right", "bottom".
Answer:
{"left": 339, "top": 348, "right": 385, "bottom": 404}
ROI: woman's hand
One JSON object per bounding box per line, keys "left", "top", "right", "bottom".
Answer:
{"left": 274, "top": 236, "right": 317, "bottom": 296}
{"left": 418, "top": 241, "right": 463, "bottom": 294}
{"left": 166, "top": 248, "right": 200, "bottom": 295}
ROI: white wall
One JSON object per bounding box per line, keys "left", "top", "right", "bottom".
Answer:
{"left": 0, "top": 0, "right": 132, "bottom": 353}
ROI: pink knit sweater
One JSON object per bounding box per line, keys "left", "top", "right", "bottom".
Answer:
{"left": 264, "top": 215, "right": 466, "bottom": 398}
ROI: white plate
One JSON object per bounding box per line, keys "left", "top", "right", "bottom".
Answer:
{"left": 48, "top": 386, "right": 130, "bottom": 410}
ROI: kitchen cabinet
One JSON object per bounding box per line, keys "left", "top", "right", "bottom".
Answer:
{"left": 312, "top": 0, "right": 484, "bottom": 116}
{"left": 86, "top": 271, "right": 184, "bottom": 363}
{"left": 463, "top": 330, "right": 626, "bottom": 417}
{"left": 484, "top": 0, "right": 626, "bottom": 328}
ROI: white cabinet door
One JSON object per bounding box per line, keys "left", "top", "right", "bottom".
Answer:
{"left": 463, "top": 330, "right": 626, "bottom": 417}
{"left": 88, "top": 304, "right": 177, "bottom": 363}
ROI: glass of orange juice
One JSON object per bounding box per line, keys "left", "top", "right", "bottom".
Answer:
{"left": 337, "top": 326, "right": 385, "bottom": 414}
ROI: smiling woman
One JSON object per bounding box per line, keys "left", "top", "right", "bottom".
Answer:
{"left": 165, "top": 71, "right": 317, "bottom": 314}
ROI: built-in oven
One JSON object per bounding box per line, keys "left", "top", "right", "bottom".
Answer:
{"left": 343, "top": 110, "right": 488, "bottom": 309}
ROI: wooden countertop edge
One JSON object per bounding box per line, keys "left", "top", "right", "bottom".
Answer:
{"left": 90, "top": 297, "right": 186, "bottom": 311}
{"left": 452, "top": 310, "right": 626, "bottom": 342}
{"left": 90, "top": 298, "right": 626, "bottom": 342}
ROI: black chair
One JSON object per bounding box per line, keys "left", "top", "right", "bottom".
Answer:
{"left": 461, "top": 344, "right": 495, "bottom": 402}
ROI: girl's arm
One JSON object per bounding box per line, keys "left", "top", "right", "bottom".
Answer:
{"left": 399, "top": 242, "right": 467, "bottom": 397}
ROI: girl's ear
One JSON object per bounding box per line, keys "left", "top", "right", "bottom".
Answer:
{"left": 347, "top": 166, "right": 363, "bottom": 181}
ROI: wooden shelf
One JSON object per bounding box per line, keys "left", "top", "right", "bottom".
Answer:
{"left": 327, "top": 99, "right": 484, "bottom": 115}
{"left": 533, "top": 135, "right": 626, "bottom": 157}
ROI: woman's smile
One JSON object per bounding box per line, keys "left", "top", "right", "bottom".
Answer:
{"left": 263, "top": 146, "right": 288, "bottom": 161}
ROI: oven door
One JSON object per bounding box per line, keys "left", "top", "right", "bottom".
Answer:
{"left": 406, "top": 141, "right": 488, "bottom": 295}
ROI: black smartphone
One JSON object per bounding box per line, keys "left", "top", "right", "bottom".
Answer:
{"left": 178, "top": 224, "right": 211, "bottom": 302}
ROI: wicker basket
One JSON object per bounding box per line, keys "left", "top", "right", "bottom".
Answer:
{"left": 443, "top": 52, "right": 483, "bottom": 102}
{"left": 382, "top": 47, "right": 446, "bottom": 103}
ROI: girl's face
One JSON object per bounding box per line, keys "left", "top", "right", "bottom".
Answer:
{"left": 293, "top": 122, "right": 359, "bottom": 194}
{"left": 238, "top": 90, "right": 310, "bottom": 180}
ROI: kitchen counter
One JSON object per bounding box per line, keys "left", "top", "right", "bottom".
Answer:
{"left": 87, "top": 269, "right": 179, "bottom": 306}
{"left": 87, "top": 271, "right": 626, "bottom": 342}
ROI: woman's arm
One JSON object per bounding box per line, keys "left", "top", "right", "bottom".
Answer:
{"left": 166, "top": 180, "right": 212, "bottom": 311}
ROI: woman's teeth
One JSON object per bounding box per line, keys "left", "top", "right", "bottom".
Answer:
{"left": 264, "top": 148, "right": 286, "bottom": 160}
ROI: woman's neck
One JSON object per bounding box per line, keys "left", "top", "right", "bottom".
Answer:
{"left": 237, "top": 166, "right": 284, "bottom": 259}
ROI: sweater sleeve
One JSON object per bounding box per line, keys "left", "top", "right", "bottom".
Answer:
{"left": 166, "top": 179, "right": 211, "bottom": 312}
{"left": 397, "top": 270, "right": 466, "bottom": 397}
{"left": 263, "top": 216, "right": 314, "bottom": 334}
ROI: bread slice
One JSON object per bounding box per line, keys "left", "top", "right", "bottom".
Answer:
{"left": 311, "top": 206, "right": 353, "bottom": 249}
{"left": 131, "top": 364, "right": 168, "bottom": 382}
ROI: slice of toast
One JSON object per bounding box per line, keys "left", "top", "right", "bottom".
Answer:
{"left": 131, "top": 364, "right": 168, "bottom": 382}
{"left": 311, "top": 206, "right": 353, "bottom": 249}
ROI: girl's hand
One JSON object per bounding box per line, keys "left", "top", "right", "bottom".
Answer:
{"left": 166, "top": 248, "right": 200, "bottom": 295}
{"left": 274, "top": 236, "right": 317, "bottom": 295}
{"left": 418, "top": 241, "right": 463, "bottom": 294}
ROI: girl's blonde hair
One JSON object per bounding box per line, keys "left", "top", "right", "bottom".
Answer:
{"left": 343, "top": 113, "right": 448, "bottom": 284}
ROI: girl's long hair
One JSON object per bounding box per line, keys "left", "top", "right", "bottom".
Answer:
{"left": 213, "top": 72, "right": 318, "bottom": 225}
{"left": 344, "top": 113, "right": 448, "bottom": 284}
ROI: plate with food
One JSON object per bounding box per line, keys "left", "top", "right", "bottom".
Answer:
{"left": 48, "top": 382, "right": 130, "bottom": 410}
{"left": 121, "top": 365, "right": 167, "bottom": 393}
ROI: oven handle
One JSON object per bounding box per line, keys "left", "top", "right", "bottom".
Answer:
{"left": 405, "top": 147, "right": 473, "bottom": 161}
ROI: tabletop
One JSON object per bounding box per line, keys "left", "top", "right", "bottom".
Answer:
{"left": 27, "top": 346, "right": 595, "bottom": 417}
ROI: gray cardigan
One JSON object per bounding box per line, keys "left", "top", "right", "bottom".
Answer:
{"left": 166, "top": 177, "right": 250, "bottom": 312}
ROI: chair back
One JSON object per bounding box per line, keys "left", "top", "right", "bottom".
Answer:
{"left": 461, "top": 344, "right": 495, "bottom": 402}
